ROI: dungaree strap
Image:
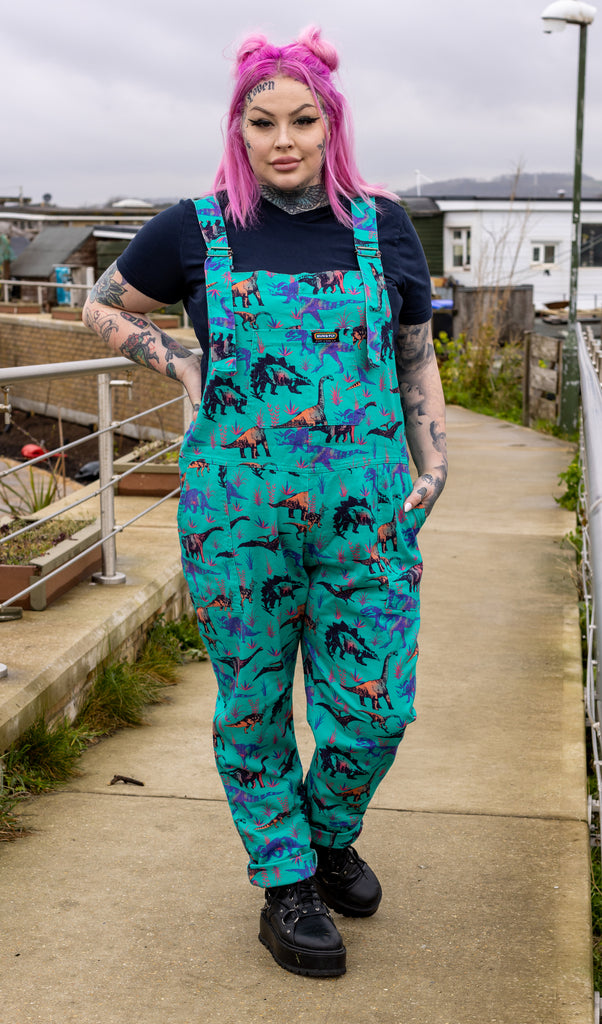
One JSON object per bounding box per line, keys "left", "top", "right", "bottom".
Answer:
{"left": 193, "top": 196, "right": 236, "bottom": 372}
{"left": 351, "top": 198, "right": 392, "bottom": 367}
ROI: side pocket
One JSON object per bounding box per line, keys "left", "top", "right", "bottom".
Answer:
{"left": 403, "top": 504, "right": 426, "bottom": 534}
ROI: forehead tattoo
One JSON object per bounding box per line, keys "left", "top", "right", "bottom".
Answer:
{"left": 246, "top": 80, "right": 275, "bottom": 104}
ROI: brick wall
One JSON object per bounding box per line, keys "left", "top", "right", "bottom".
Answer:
{"left": 0, "top": 314, "right": 198, "bottom": 439}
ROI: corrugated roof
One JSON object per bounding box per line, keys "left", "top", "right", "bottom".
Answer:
{"left": 11, "top": 226, "right": 94, "bottom": 278}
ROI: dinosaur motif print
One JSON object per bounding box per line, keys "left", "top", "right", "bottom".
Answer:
{"left": 275, "top": 376, "right": 333, "bottom": 430}
{"left": 203, "top": 373, "right": 247, "bottom": 419}
{"left": 340, "top": 654, "right": 395, "bottom": 710}
{"left": 233, "top": 310, "right": 272, "bottom": 331}
{"left": 270, "top": 490, "right": 322, "bottom": 525}
{"left": 298, "top": 270, "right": 345, "bottom": 294}
{"left": 177, "top": 194, "right": 426, "bottom": 888}
{"left": 222, "top": 425, "right": 271, "bottom": 458}
{"left": 250, "top": 353, "right": 311, "bottom": 400}
{"left": 325, "top": 620, "right": 378, "bottom": 664}
{"left": 333, "top": 495, "right": 375, "bottom": 535}
{"left": 231, "top": 270, "right": 264, "bottom": 308}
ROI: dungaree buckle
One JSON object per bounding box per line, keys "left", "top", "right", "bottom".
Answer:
{"left": 355, "top": 245, "right": 381, "bottom": 258}
{"left": 209, "top": 244, "right": 233, "bottom": 258}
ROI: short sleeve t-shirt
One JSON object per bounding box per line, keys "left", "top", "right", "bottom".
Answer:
{"left": 117, "top": 195, "right": 432, "bottom": 359}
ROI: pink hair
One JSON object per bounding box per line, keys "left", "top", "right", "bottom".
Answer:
{"left": 213, "top": 26, "right": 397, "bottom": 228}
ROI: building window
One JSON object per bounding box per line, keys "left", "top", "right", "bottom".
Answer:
{"left": 451, "top": 228, "right": 471, "bottom": 268}
{"left": 580, "top": 224, "right": 602, "bottom": 267}
{"left": 532, "top": 243, "right": 557, "bottom": 265}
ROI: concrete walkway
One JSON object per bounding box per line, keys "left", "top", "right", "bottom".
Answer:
{"left": 0, "top": 407, "right": 592, "bottom": 1023}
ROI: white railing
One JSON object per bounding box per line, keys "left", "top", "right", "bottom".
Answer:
{"left": 0, "top": 278, "right": 90, "bottom": 305}
{"left": 0, "top": 355, "right": 195, "bottom": 614}
{"left": 0, "top": 279, "right": 191, "bottom": 327}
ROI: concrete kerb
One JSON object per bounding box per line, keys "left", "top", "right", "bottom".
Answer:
{"left": 0, "top": 556, "right": 188, "bottom": 754}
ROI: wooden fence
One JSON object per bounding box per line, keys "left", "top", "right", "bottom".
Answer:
{"left": 523, "top": 332, "right": 562, "bottom": 427}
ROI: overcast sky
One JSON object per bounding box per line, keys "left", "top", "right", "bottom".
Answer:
{"left": 3, "top": 0, "right": 601, "bottom": 206}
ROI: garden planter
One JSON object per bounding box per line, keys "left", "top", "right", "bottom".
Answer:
{"left": 0, "top": 302, "right": 42, "bottom": 315}
{"left": 50, "top": 306, "right": 84, "bottom": 321}
{"left": 114, "top": 453, "right": 180, "bottom": 497}
{"left": 151, "top": 314, "right": 180, "bottom": 329}
{"left": 50, "top": 308, "right": 179, "bottom": 326}
{"left": 0, "top": 521, "right": 101, "bottom": 610}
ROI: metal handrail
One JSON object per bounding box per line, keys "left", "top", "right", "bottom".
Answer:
{"left": 577, "top": 323, "right": 602, "bottom": 848}
{"left": 0, "top": 355, "right": 193, "bottom": 612}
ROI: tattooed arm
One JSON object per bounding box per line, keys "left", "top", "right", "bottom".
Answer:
{"left": 82, "top": 262, "right": 203, "bottom": 410}
{"left": 395, "top": 320, "right": 447, "bottom": 516}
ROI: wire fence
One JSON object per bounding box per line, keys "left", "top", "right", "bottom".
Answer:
{"left": 0, "top": 355, "right": 194, "bottom": 615}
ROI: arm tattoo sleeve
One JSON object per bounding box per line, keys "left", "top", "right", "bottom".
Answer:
{"left": 87, "top": 262, "right": 128, "bottom": 308}
{"left": 395, "top": 322, "right": 433, "bottom": 376}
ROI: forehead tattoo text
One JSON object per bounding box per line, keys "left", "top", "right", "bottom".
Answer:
{"left": 247, "top": 80, "right": 275, "bottom": 104}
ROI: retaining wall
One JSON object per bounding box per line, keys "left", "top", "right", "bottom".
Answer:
{"left": 0, "top": 314, "right": 196, "bottom": 440}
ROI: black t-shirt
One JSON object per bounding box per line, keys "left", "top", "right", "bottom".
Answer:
{"left": 117, "top": 195, "right": 432, "bottom": 357}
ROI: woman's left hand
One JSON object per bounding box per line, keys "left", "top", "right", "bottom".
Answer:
{"left": 396, "top": 320, "right": 448, "bottom": 519}
{"left": 404, "top": 469, "right": 447, "bottom": 517}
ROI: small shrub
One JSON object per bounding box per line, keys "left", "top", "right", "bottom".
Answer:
{"left": 0, "top": 465, "right": 60, "bottom": 516}
{"left": 434, "top": 330, "right": 523, "bottom": 423}
{"left": 556, "top": 452, "right": 581, "bottom": 511}
{"left": 148, "top": 613, "right": 207, "bottom": 663}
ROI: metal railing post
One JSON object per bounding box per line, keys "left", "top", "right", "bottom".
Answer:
{"left": 92, "top": 373, "right": 126, "bottom": 585}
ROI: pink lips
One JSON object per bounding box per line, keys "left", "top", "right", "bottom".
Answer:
{"left": 271, "top": 158, "right": 301, "bottom": 170}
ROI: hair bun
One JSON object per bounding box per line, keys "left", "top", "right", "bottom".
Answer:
{"left": 235, "top": 33, "right": 270, "bottom": 70}
{"left": 296, "top": 25, "right": 339, "bottom": 73}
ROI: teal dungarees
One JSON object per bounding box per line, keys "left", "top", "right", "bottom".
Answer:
{"left": 178, "top": 194, "right": 425, "bottom": 888}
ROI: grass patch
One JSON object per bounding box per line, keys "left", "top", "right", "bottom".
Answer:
{"left": 0, "top": 517, "right": 94, "bottom": 566}
{"left": 2, "top": 717, "right": 89, "bottom": 793}
{"left": 0, "top": 613, "right": 206, "bottom": 839}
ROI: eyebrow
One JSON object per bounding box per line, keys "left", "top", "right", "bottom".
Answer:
{"left": 248, "top": 103, "right": 318, "bottom": 116}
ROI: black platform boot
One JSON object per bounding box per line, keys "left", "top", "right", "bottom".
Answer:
{"left": 313, "top": 844, "right": 382, "bottom": 917}
{"left": 259, "top": 877, "right": 346, "bottom": 977}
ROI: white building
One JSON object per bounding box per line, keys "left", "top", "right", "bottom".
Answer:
{"left": 405, "top": 196, "right": 602, "bottom": 310}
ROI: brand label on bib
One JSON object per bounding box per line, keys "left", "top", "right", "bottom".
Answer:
{"left": 312, "top": 331, "right": 339, "bottom": 344}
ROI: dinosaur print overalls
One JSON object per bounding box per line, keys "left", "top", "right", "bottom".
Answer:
{"left": 178, "top": 195, "right": 426, "bottom": 888}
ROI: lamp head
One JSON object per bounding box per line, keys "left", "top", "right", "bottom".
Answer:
{"left": 541, "top": 0, "right": 597, "bottom": 29}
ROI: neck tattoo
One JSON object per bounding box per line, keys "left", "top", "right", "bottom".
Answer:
{"left": 260, "top": 184, "right": 330, "bottom": 215}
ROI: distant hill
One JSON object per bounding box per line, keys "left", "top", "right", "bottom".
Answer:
{"left": 400, "top": 172, "right": 602, "bottom": 199}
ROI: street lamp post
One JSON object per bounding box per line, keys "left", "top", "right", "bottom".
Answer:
{"left": 541, "top": 0, "right": 597, "bottom": 433}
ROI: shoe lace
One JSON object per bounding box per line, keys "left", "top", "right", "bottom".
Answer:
{"left": 321, "top": 845, "right": 362, "bottom": 881}
{"left": 275, "top": 878, "right": 330, "bottom": 924}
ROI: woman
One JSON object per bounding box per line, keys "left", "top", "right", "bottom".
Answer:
{"left": 83, "top": 26, "right": 447, "bottom": 979}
